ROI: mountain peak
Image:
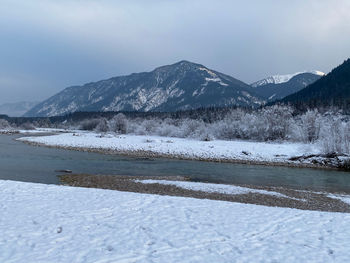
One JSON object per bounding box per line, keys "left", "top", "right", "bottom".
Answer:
{"left": 174, "top": 60, "right": 194, "bottom": 65}
{"left": 24, "top": 61, "right": 263, "bottom": 117}
{"left": 277, "top": 58, "right": 350, "bottom": 109}
{"left": 154, "top": 60, "right": 203, "bottom": 71}
{"left": 251, "top": 70, "right": 325, "bottom": 88}
{"left": 250, "top": 70, "right": 325, "bottom": 102}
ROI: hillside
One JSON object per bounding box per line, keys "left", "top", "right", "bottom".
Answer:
{"left": 251, "top": 71, "right": 324, "bottom": 102}
{"left": 278, "top": 59, "right": 350, "bottom": 109}
{"left": 24, "top": 61, "right": 263, "bottom": 117}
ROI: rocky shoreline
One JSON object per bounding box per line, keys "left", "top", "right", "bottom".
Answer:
{"left": 59, "top": 174, "right": 350, "bottom": 213}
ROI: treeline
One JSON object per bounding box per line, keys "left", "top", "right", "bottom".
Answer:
{"left": 0, "top": 106, "right": 246, "bottom": 127}
{"left": 71, "top": 105, "right": 350, "bottom": 155}
{"left": 275, "top": 59, "right": 350, "bottom": 112}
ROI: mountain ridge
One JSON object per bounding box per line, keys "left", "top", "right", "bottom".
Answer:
{"left": 24, "top": 60, "right": 264, "bottom": 117}
{"left": 24, "top": 60, "right": 330, "bottom": 117}
{"left": 251, "top": 70, "right": 325, "bottom": 87}
{"left": 250, "top": 71, "right": 324, "bottom": 102}
{"left": 275, "top": 59, "right": 350, "bottom": 109}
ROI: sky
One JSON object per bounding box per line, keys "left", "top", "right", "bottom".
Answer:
{"left": 1, "top": 0, "right": 350, "bottom": 104}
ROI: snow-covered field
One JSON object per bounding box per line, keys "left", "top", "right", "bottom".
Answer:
{"left": 1, "top": 180, "right": 349, "bottom": 263}
{"left": 18, "top": 132, "right": 320, "bottom": 164}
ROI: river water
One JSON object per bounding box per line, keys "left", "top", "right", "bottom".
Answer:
{"left": 1, "top": 134, "right": 350, "bottom": 192}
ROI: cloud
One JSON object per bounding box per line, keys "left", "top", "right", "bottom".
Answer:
{"left": 0, "top": 0, "right": 350, "bottom": 103}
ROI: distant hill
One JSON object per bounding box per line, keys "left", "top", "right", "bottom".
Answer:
{"left": 24, "top": 61, "right": 264, "bottom": 117}
{"left": 0, "top": 101, "right": 39, "bottom": 117}
{"left": 251, "top": 71, "right": 324, "bottom": 102}
{"left": 277, "top": 59, "right": 350, "bottom": 110}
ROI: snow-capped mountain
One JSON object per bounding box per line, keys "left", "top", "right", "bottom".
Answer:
{"left": 250, "top": 71, "right": 325, "bottom": 102}
{"left": 251, "top": 71, "right": 325, "bottom": 88}
{"left": 278, "top": 58, "right": 350, "bottom": 109}
{"left": 0, "top": 101, "right": 39, "bottom": 117}
{"left": 24, "top": 61, "right": 264, "bottom": 117}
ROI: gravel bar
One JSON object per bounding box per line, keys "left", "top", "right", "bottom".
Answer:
{"left": 59, "top": 174, "right": 350, "bottom": 213}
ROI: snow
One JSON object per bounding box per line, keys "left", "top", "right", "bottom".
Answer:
{"left": 0, "top": 128, "right": 70, "bottom": 135}
{"left": 199, "top": 67, "right": 217, "bottom": 77}
{"left": 328, "top": 194, "right": 350, "bottom": 205}
{"left": 199, "top": 67, "right": 228, "bottom": 86}
{"left": 204, "top": 77, "right": 229, "bottom": 86}
{"left": 251, "top": 70, "right": 326, "bottom": 87}
{"left": 268, "top": 93, "right": 276, "bottom": 100}
{"left": 18, "top": 132, "right": 320, "bottom": 164}
{"left": 1, "top": 180, "right": 350, "bottom": 262}
{"left": 21, "top": 128, "right": 70, "bottom": 134}
{"left": 136, "top": 180, "right": 293, "bottom": 199}
{"left": 310, "top": 70, "right": 326, "bottom": 76}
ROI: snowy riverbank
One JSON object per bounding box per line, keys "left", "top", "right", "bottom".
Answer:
{"left": 18, "top": 131, "right": 345, "bottom": 168}
{"left": 0, "top": 128, "right": 70, "bottom": 135}
{"left": 1, "top": 180, "right": 350, "bottom": 262}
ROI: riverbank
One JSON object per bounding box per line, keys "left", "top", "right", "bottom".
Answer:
{"left": 1, "top": 179, "right": 350, "bottom": 262}
{"left": 59, "top": 174, "right": 350, "bottom": 213}
{"left": 0, "top": 128, "right": 70, "bottom": 136}
{"left": 18, "top": 131, "right": 350, "bottom": 170}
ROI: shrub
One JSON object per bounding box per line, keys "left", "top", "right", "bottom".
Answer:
{"left": 95, "top": 118, "right": 108, "bottom": 133}
{"left": 109, "top": 113, "right": 128, "bottom": 134}
{"left": 80, "top": 119, "right": 101, "bottom": 131}
{"left": 20, "top": 122, "right": 35, "bottom": 130}
{"left": 0, "top": 119, "right": 10, "bottom": 129}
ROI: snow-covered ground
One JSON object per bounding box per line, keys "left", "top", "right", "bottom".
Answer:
{"left": 18, "top": 132, "right": 320, "bottom": 164}
{"left": 136, "top": 179, "right": 293, "bottom": 199}
{"left": 1, "top": 180, "right": 350, "bottom": 263}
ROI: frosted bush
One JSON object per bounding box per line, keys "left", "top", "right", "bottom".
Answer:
{"left": 0, "top": 119, "right": 11, "bottom": 129}
{"left": 20, "top": 122, "right": 35, "bottom": 130}
{"left": 95, "top": 118, "right": 108, "bottom": 133}
{"left": 80, "top": 119, "right": 100, "bottom": 131}
{"left": 319, "top": 118, "right": 350, "bottom": 154}
{"left": 298, "top": 110, "right": 321, "bottom": 142}
{"left": 72, "top": 106, "right": 350, "bottom": 155}
{"left": 109, "top": 113, "right": 128, "bottom": 134}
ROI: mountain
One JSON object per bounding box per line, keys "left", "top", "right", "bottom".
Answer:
{"left": 0, "top": 101, "right": 39, "bottom": 117}
{"left": 24, "top": 61, "right": 264, "bottom": 117}
{"left": 277, "top": 59, "right": 350, "bottom": 109}
{"left": 251, "top": 71, "right": 325, "bottom": 102}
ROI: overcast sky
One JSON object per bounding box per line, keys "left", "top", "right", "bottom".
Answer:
{"left": 1, "top": 0, "right": 350, "bottom": 104}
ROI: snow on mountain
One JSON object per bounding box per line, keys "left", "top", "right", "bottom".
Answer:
{"left": 250, "top": 71, "right": 325, "bottom": 102}
{"left": 251, "top": 70, "right": 325, "bottom": 88}
{"left": 278, "top": 58, "right": 350, "bottom": 108}
{"left": 24, "top": 61, "right": 264, "bottom": 117}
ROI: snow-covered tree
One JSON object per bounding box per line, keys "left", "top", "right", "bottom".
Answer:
{"left": 0, "top": 119, "right": 10, "bottom": 129}
{"left": 95, "top": 118, "right": 108, "bottom": 133}
{"left": 109, "top": 113, "right": 128, "bottom": 134}
{"left": 299, "top": 109, "right": 321, "bottom": 142}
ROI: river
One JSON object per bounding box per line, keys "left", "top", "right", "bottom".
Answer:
{"left": 1, "top": 134, "right": 350, "bottom": 192}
